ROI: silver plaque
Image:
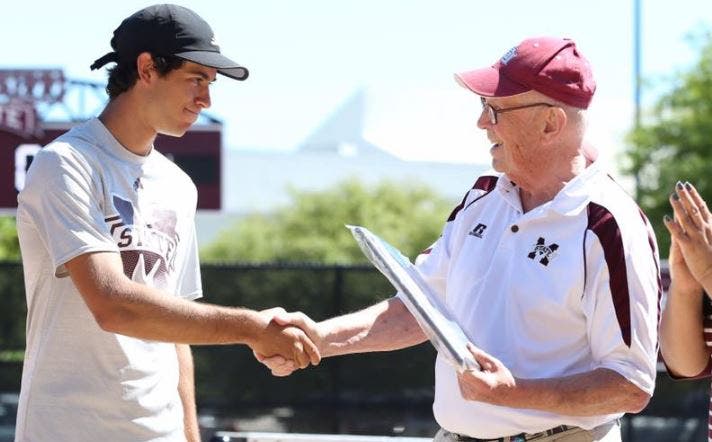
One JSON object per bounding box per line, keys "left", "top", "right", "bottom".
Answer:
{"left": 348, "top": 225, "right": 479, "bottom": 372}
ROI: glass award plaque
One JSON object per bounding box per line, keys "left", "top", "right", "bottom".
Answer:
{"left": 348, "top": 225, "right": 479, "bottom": 372}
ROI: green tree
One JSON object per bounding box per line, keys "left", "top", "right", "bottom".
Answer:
{"left": 625, "top": 31, "right": 712, "bottom": 254}
{"left": 0, "top": 217, "right": 20, "bottom": 261}
{"left": 201, "top": 179, "right": 457, "bottom": 263}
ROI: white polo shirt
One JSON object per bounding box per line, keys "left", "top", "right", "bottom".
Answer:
{"left": 413, "top": 162, "right": 660, "bottom": 438}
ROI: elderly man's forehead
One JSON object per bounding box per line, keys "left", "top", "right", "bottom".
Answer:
{"left": 485, "top": 90, "right": 544, "bottom": 105}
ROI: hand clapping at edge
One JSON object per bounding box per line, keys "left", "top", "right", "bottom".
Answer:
{"left": 663, "top": 181, "right": 712, "bottom": 293}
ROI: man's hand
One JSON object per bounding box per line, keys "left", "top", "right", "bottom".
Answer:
{"left": 246, "top": 308, "right": 321, "bottom": 371}
{"left": 665, "top": 182, "right": 712, "bottom": 290}
{"left": 253, "top": 309, "right": 324, "bottom": 377}
{"left": 456, "top": 343, "right": 516, "bottom": 405}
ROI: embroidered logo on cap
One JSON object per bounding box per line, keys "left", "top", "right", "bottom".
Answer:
{"left": 500, "top": 47, "right": 517, "bottom": 65}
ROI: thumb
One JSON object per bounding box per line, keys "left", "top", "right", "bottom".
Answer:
{"left": 467, "top": 343, "right": 496, "bottom": 372}
{"left": 262, "top": 307, "right": 287, "bottom": 318}
{"left": 274, "top": 312, "right": 319, "bottom": 338}
{"left": 272, "top": 311, "right": 293, "bottom": 326}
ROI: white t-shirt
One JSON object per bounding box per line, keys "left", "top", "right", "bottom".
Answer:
{"left": 411, "top": 162, "right": 660, "bottom": 438}
{"left": 15, "top": 118, "right": 203, "bottom": 441}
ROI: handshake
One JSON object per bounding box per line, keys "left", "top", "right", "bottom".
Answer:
{"left": 248, "top": 307, "right": 324, "bottom": 377}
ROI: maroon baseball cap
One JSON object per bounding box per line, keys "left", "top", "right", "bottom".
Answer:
{"left": 455, "top": 37, "right": 595, "bottom": 109}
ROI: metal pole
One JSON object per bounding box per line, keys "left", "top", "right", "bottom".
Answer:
{"left": 329, "top": 266, "right": 344, "bottom": 433}
{"left": 634, "top": 0, "right": 642, "bottom": 128}
{"left": 633, "top": 0, "right": 642, "bottom": 199}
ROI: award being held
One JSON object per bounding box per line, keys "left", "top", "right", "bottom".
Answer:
{"left": 348, "top": 225, "right": 480, "bottom": 372}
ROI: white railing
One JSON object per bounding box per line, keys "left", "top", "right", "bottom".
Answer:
{"left": 210, "top": 432, "right": 431, "bottom": 442}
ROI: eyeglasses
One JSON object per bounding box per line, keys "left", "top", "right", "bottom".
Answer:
{"left": 480, "top": 97, "right": 555, "bottom": 125}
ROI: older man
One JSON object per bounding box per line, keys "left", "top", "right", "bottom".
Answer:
{"left": 262, "top": 37, "right": 661, "bottom": 442}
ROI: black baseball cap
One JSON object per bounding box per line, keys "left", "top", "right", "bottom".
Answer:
{"left": 90, "top": 4, "right": 248, "bottom": 81}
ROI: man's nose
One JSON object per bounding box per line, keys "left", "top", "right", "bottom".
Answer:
{"left": 476, "top": 109, "right": 491, "bottom": 130}
{"left": 196, "top": 88, "right": 211, "bottom": 109}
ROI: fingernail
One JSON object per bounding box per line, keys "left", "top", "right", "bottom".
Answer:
{"left": 664, "top": 214, "right": 671, "bottom": 223}
{"left": 676, "top": 181, "right": 684, "bottom": 190}
{"left": 685, "top": 181, "right": 693, "bottom": 190}
{"left": 672, "top": 193, "right": 679, "bottom": 201}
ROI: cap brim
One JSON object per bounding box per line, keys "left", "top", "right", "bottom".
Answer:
{"left": 176, "top": 51, "right": 249, "bottom": 81}
{"left": 454, "top": 66, "right": 529, "bottom": 97}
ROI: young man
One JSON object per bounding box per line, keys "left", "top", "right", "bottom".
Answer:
{"left": 15, "top": 5, "right": 318, "bottom": 441}
{"left": 260, "top": 37, "right": 662, "bottom": 441}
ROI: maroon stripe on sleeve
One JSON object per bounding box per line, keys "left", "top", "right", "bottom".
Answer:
{"left": 447, "top": 176, "right": 498, "bottom": 222}
{"left": 587, "top": 202, "right": 631, "bottom": 347}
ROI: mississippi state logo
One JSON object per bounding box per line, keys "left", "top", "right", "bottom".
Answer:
{"left": 527, "top": 237, "right": 559, "bottom": 266}
{"left": 105, "top": 195, "right": 179, "bottom": 288}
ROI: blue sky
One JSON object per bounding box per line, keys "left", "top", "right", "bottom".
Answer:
{"left": 3, "top": 0, "right": 711, "bottom": 166}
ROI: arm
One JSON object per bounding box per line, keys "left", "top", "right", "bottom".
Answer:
{"left": 659, "top": 240, "right": 709, "bottom": 376}
{"left": 319, "top": 297, "right": 428, "bottom": 357}
{"left": 457, "top": 345, "right": 649, "bottom": 415}
{"left": 257, "top": 297, "right": 428, "bottom": 375}
{"left": 65, "top": 251, "right": 319, "bottom": 367}
{"left": 660, "top": 182, "right": 712, "bottom": 376}
{"left": 176, "top": 344, "right": 200, "bottom": 442}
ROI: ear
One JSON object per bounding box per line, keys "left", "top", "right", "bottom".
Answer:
{"left": 136, "top": 52, "right": 155, "bottom": 84}
{"left": 541, "top": 107, "right": 567, "bottom": 143}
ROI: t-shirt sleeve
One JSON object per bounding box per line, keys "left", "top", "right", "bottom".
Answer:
{"left": 391, "top": 205, "right": 457, "bottom": 307}
{"left": 17, "top": 145, "right": 118, "bottom": 277}
{"left": 175, "top": 222, "right": 203, "bottom": 301}
{"left": 583, "top": 216, "right": 661, "bottom": 395}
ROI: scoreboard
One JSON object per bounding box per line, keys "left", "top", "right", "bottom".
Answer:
{"left": 1, "top": 121, "right": 223, "bottom": 211}
{"left": 0, "top": 69, "right": 223, "bottom": 211}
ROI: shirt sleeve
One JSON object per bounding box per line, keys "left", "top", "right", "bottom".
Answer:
{"left": 411, "top": 220, "right": 455, "bottom": 301}
{"left": 395, "top": 181, "right": 486, "bottom": 302}
{"left": 17, "top": 144, "right": 118, "bottom": 277}
{"left": 583, "top": 215, "right": 661, "bottom": 395}
{"left": 392, "top": 195, "right": 462, "bottom": 306}
{"left": 174, "top": 221, "right": 203, "bottom": 301}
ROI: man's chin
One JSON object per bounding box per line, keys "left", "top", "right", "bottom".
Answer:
{"left": 159, "top": 127, "right": 190, "bottom": 138}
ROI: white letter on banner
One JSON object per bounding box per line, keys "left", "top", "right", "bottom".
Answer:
{"left": 15, "top": 143, "right": 41, "bottom": 192}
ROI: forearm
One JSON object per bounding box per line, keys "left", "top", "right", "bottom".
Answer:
{"left": 320, "top": 297, "right": 427, "bottom": 357}
{"left": 177, "top": 344, "right": 200, "bottom": 442}
{"left": 67, "top": 248, "right": 318, "bottom": 370}
{"left": 500, "top": 368, "right": 650, "bottom": 415}
{"left": 660, "top": 283, "right": 709, "bottom": 376}
{"left": 94, "top": 280, "right": 263, "bottom": 344}
{"left": 67, "top": 252, "right": 266, "bottom": 345}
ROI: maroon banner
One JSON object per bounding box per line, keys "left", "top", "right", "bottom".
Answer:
{"left": 0, "top": 69, "right": 65, "bottom": 104}
{"left": 0, "top": 100, "right": 40, "bottom": 138}
{"left": 1, "top": 123, "right": 222, "bottom": 210}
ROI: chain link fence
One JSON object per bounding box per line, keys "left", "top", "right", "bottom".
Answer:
{"left": 0, "top": 262, "right": 708, "bottom": 440}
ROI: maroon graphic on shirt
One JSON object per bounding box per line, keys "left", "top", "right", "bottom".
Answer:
{"left": 104, "top": 195, "right": 179, "bottom": 289}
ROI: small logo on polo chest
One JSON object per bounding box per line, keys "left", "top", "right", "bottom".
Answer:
{"left": 527, "top": 237, "right": 559, "bottom": 266}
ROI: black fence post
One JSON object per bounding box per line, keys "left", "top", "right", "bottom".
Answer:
{"left": 328, "top": 265, "right": 344, "bottom": 433}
